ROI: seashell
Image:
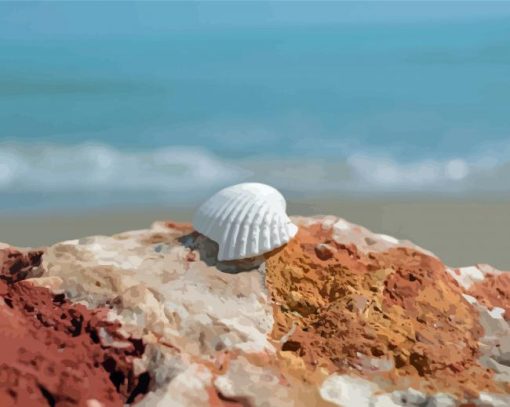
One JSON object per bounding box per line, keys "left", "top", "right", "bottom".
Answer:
{"left": 193, "top": 183, "right": 298, "bottom": 261}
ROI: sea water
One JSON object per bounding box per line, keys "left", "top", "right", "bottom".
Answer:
{"left": 1, "top": 6, "right": 510, "bottom": 212}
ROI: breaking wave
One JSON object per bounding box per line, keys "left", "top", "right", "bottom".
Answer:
{"left": 0, "top": 143, "right": 248, "bottom": 193}
{"left": 0, "top": 141, "right": 509, "bottom": 211}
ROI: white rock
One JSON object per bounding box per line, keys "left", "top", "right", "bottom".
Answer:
{"left": 372, "top": 394, "right": 401, "bottom": 407}
{"left": 425, "top": 393, "right": 456, "bottom": 407}
{"left": 478, "top": 392, "right": 510, "bottom": 407}
{"left": 448, "top": 266, "right": 485, "bottom": 289}
{"left": 214, "top": 356, "right": 295, "bottom": 407}
{"left": 489, "top": 307, "right": 506, "bottom": 320}
{"left": 462, "top": 294, "right": 478, "bottom": 305}
{"left": 377, "top": 233, "right": 400, "bottom": 244}
{"left": 391, "top": 388, "right": 427, "bottom": 406}
{"left": 42, "top": 222, "right": 277, "bottom": 405}
{"left": 320, "top": 374, "right": 378, "bottom": 407}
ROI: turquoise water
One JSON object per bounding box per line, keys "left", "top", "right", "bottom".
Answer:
{"left": 2, "top": 4, "right": 510, "bottom": 211}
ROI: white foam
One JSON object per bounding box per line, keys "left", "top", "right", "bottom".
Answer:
{"left": 346, "top": 154, "right": 471, "bottom": 189}
{"left": 4, "top": 141, "right": 510, "bottom": 207}
{"left": 0, "top": 142, "right": 247, "bottom": 193}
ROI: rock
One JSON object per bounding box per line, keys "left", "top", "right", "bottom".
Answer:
{"left": 319, "top": 374, "right": 378, "bottom": 406}
{"left": 0, "top": 247, "right": 149, "bottom": 406}
{"left": 390, "top": 388, "right": 427, "bottom": 406}
{"left": 315, "top": 243, "right": 337, "bottom": 260}
{"left": 426, "top": 393, "right": 456, "bottom": 407}
{"left": 0, "top": 246, "right": 43, "bottom": 283}
{"left": 2, "top": 216, "right": 510, "bottom": 406}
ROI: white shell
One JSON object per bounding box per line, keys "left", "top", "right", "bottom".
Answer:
{"left": 193, "top": 183, "right": 298, "bottom": 261}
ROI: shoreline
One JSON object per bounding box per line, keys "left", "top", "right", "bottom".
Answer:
{"left": 1, "top": 198, "right": 510, "bottom": 269}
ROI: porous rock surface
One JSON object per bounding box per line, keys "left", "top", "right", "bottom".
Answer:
{"left": 2, "top": 216, "right": 510, "bottom": 406}
{"left": 0, "top": 248, "right": 149, "bottom": 406}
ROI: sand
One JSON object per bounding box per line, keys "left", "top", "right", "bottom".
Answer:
{"left": 1, "top": 199, "right": 510, "bottom": 269}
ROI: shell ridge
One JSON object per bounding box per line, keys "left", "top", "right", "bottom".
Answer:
{"left": 202, "top": 192, "right": 244, "bottom": 238}
{"left": 259, "top": 206, "right": 272, "bottom": 252}
{"left": 234, "top": 198, "right": 261, "bottom": 259}
{"left": 216, "top": 196, "right": 249, "bottom": 259}
{"left": 218, "top": 193, "right": 245, "bottom": 224}
{"left": 220, "top": 194, "right": 254, "bottom": 260}
{"left": 224, "top": 196, "right": 256, "bottom": 260}
{"left": 269, "top": 210, "right": 281, "bottom": 248}
{"left": 277, "top": 213, "right": 289, "bottom": 243}
{"left": 245, "top": 200, "right": 267, "bottom": 257}
{"left": 214, "top": 193, "right": 250, "bottom": 244}
{"left": 194, "top": 193, "right": 233, "bottom": 238}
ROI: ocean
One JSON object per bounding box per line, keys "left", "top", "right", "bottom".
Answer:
{"left": 2, "top": 16, "right": 510, "bottom": 212}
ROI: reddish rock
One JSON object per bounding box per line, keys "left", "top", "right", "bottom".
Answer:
{"left": 314, "top": 243, "right": 336, "bottom": 261}
{"left": 0, "top": 247, "right": 43, "bottom": 283}
{"left": 3, "top": 217, "right": 510, "bottom": 406}
{"left": 0, "top": 248, "right": 150, "bottom": 406}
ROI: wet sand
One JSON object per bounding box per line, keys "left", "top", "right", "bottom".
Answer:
{"left": 1, "top": 199, "right": 510, "bottom": 269}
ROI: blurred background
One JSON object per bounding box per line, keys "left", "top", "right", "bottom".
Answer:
{"left": 1, "top": 1, "right": 510, "bottom": 267}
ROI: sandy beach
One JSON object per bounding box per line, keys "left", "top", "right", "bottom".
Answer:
{"left": 1, "top": 198, "right": 509, "bottom": 270}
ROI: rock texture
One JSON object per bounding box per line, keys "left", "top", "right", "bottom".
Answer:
{"left": 266, "top": 219, "right": 502, "bottom": 401}
{"left": 1, "top": 216, "right": 510, "bottom": 406}
{"left": 0, "top": 248, "right": 149, "bottom": 406}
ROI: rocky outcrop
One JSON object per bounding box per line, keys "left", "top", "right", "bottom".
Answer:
{"left": 1, "top": 216, "right": 510, "bottom": 406}
{"left": 266, "top": 218, "right": 504, "bottom": 403}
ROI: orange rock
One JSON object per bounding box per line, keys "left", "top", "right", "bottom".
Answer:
{"left": 265, "top": 222, "right": 503, "bottom": 400}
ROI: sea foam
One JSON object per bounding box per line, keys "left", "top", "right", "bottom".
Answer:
{"left": 0, "top": 142, "right": 247, "bottom": 193}
{"left": 0, "top": 141, "right": 508, "bottom": 212}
